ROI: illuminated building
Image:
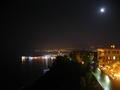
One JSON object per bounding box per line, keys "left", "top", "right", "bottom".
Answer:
{"left": 97, "top": 45, "right": 120, "bottom": 63}
{"left": 97, "top": 45, "right": 120, "bottom": 80}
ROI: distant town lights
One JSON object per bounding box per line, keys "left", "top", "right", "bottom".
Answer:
{"left": 21, "top": 56, "right": 26, "bottom": 62}
{"left": 113, "top": 74, "right": 120, "bottom": 77}
{"left": 22, "top": 56, "right": 25, "bottom": 60}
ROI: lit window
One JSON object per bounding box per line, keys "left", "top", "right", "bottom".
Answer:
{"left": 113, "top": 56, "right": 116, "bottom": 60}
{"left": 111, "top": 45, "right": 115, "bottom": 48}
{"left": 108, "top": 57, "right": 110, "bottom": 60}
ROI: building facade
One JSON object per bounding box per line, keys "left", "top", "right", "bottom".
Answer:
{"left": 97, "top": 45, "right": 120, "bottom": 64}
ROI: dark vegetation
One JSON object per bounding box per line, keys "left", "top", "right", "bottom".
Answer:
{"left": 23, "top": 56, "right": 102, "bottom": 90}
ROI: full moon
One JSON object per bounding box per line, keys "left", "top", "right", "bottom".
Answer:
{"left": 100, "top": 8, "right": 105, "bottom": 13}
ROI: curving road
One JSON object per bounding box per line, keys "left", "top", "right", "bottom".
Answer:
{"left": 92, "top": 68, "right": 112, "bottom": 90}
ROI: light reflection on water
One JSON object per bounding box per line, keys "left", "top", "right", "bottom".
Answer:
{"left": 20, "top": 57, "right": 54, "bottom": 88}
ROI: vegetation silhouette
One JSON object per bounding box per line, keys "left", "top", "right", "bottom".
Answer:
{"left": 23, "top": 56, "right": 102, "bottom": 90}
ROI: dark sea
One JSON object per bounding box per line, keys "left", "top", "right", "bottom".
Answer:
{"left": 6, "top": 56, "right": 50, "bottom": 90}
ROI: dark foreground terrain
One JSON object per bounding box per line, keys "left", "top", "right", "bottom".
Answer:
{"left": 23, "top": 56, "right": 102, "bottom": 90}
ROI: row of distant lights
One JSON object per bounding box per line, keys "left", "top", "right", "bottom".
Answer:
{"left": 21, "top": 55, "right": 56, "bottom": 62}
{"left": 106, "top": 70, "right": 120, "bottom": 80}
{"left": 100, "top": 56, "right": 116, "bottom": 60}
{"left": 108, "top": 56, "right": 116, "bottom": 60}
{"left": 113, "top": 74, "right": 120, "bottom": 78}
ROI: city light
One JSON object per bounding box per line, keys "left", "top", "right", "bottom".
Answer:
{"left": 113, "top": 56, "right": 116, "bottom": 60}
{"left": 21, "top": 56, "right": 26, "bottom": 62}
{"left": 111, "top": 45, "right": 115, "bottom": 48}
{"left": 22, "top": 56, "right": 25, "bottom": 60}
{"left": 44, "top": 55, "right": 49, "bottom": 60}
{"left": 42, "top": 55, "right": 50, "bottom": 60}
{"left": 99, "top": 61, "right": 120, "bottom": 80}
{"left": 113, "top": 74, "right": 120, "bottom": 77}
{"left": 28, "top": 56, "right": 33, "bottom": 60}
{"left": 51, "top": 56, "right": 56, "bottom": 60}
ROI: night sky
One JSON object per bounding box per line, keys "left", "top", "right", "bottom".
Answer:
{"left": 2, "top": 1, "right": 120, "bottom": 89}
{"left": 2, "top": 0, "right": 120, "bottom": 54}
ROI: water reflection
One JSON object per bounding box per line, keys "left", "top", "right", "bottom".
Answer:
{"left": 20, "top": 55, "right": 55, "bottom": 88}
